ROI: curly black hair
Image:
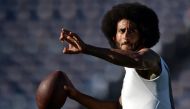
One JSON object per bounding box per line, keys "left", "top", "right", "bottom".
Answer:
{"left": 101, "top": 2, "right": 160, "bottom": 48}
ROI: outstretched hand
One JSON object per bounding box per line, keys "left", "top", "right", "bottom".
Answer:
{"left": 59, "top": 28, "right": 86, "bottom": 54}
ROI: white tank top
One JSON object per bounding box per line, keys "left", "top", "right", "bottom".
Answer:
{"left": 121, "top": 57, "right": 172, "bottom": 109}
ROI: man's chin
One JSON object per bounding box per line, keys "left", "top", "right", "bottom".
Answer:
{"left": 120, "top": 46, "right": 132, "bottom": 51}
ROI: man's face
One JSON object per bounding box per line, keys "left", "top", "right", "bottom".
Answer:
{"left": 114, "top": 19, "right": 142, "bottom": 51}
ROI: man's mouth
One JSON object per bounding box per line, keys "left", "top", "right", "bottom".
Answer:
{"left": 120, "top": 41, "right": 134, "bottom": 50}
{"left": 121, "top": 41, "right": 129, "bottom": 46}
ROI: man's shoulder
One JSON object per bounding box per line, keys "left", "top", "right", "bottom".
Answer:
{"left": 138, "top": 48, "right": 161, "bottom": 69}
{"left": 138, "top": 48, "right": 159, "bottom": 57}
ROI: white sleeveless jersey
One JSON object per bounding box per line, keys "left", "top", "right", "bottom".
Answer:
{"left": 121, "top": 57, "right": 172, "bottom": 109}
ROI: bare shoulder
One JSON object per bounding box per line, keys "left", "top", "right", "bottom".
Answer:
{"left": 138, "top": 48, "right": 160, "bottom": 61}
{"left": 136, "top": 48, "right": 161, "bottom": 79}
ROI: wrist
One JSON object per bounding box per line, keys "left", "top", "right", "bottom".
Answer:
{"left": 82, "top": 44, "right": 90, "bottom": 54}
{"left": 70, "top": 90, "right": 82, "bottom": 100}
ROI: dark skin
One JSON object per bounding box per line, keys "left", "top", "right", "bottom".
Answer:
{"left": 60, "top": 19, "right": 161, "bottom": 109}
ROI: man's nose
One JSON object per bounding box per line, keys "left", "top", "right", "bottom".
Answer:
{"left": 123, "top": 32, "right": 129, "bottom": 39}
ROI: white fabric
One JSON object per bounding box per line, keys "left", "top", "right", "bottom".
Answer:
{"left": 121, "top": 57, "right": 172, "bottom": 109}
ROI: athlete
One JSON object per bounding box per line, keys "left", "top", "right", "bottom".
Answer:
{"left": 60, "top": 2, "right": 175, "bottom": 109}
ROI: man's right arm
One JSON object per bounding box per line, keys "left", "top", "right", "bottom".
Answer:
{"left": 83, "top": 44, "right": 143, "bottom": 68}
{"left": 64, "top": 85, "right": 122, "bottom": 109}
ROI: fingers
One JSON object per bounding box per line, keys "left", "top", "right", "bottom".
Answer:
{"left": 61, "top": 28, "right": 70, "bottom": 35}
{"left": 61, "top": 28, "right": 81, "bottom": 43}
{"left": 60, "top": 29, "right": 74, "bottom": 42}
{"left": 60, "top": 28, "right": 70, "bottom": 41}
{"left": 60, "top": 32, "right": 79, "bottom": 48}
{"left": 60, "top": 28, "right": 72, "bottom": 40}
{"left": 59, "top": 32, "right": 65, "bottom": 42}
{"left": 63, "top": 44, "right": 80, "bottom": 54}
{"left": 60, "top": 28, "right": 84, "bottom": 54}
{"left": 60, "top": 28, "right": 82, "bottom": 48}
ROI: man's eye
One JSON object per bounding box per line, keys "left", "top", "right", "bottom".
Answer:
{"left": 127, "top": 29, "right": 133, "bottom": 34}
{"left": 128, "top": 28, "right": 136, "bottom": 34}
{"left": 120, "top": 29, "right": 126, "bottom": 33}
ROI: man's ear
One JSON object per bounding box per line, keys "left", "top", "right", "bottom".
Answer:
{"left": 112, "top": 36, "right": 115, "bottom": 41}
{"left": 110, "top": 36, "right": 116, "bottom": 48}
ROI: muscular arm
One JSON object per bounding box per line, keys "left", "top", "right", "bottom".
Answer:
{"left": 83, "top": 44, "right": 161, "bottom": 79}
{"left": 74, "top": 92, "right": 121, "bottom": 109}
{"left": 64, "top": 82, "right": 121, "bottom": 109}
{"left": 84, "top": 44, "right": 145, "bottom": 69}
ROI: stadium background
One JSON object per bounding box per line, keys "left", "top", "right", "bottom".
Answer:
{"left": 0, "top": 0, "right": 190, "bottom": 109}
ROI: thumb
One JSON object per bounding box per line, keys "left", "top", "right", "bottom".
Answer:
{"left": 63, "top": 48, "right": 75, "bottom": 54}
{"left": 64, "top": 85, "right": 69, "bottom": 91}
{"left": 64, "top": 85, "right": 77, "bottom": 99}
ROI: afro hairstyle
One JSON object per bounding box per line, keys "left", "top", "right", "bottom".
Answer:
{"left": 101, "top": 2, "right": 160, "bottom": 48}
